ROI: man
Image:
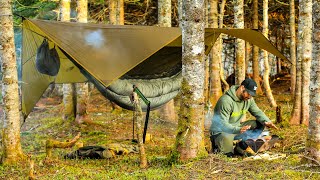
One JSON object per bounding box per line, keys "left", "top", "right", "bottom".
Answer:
{"left": 210, "top": 78, "right": 278, "bottom": 157}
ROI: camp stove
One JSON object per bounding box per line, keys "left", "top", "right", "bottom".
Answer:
{"left": 245, "top": 135, "right": 280, "bottom": 153}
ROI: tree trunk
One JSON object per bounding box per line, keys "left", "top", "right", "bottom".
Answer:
{"left": 132, "top": 92, "right": 148, "bottom": 168}
{"left": 60, "top": 0, "right": 71, "bottom": 22}
{"left": 252, "top": 0, "right": 262, "bottom": 95}
{"left": 157, "top": 0, "right": 176, "bottom": 122}
{"left": 61, "top": 0, "right": 76, "bottom": 120}
{"left": 76, "top": 0, "right": 87, "bottom": 23}
{"left": 174, "top": 0, "right": 206, "bottom": 161}
{"left": 289, "top": 0, "right": 296, "bottom": 96}
{"left": 219, "top": 0, "right": 229, "bottom": 91}
{"left": 300, "top": 0, "right": 312, "bottom": 126}
{"left": 306, "top": 0, "right": 320, "bottom": 162}
{"left": 109, "top": 0, "right": 124, "bottom": 25}
{"left": 290, "top": 38, "right": 302, "bottom": 124}
{"left": 208, "top": 0, "right": 222, "bottom": 107}
{"left": 245, "top": 41, "right": 251, "bottom": 72}
{"left": 75, "top": 0, "right": 89, "bottom": 124}
{"left": 63, "top": 84, "right": 76, "bottom": 120}
{"left": 234, "top": 0, "right": 245, "bottom": 84}
{"left": 276, "top": 29, "right": 282, "bottom": 74}
{"left": 289, "top": 0, "right": 296, "bottom": 95}
{"left": 108, "top": 0, "right": 125, "bottom": 112}
{"left": 158, "top": 0, "right": 171, "bottom": 27}
{"left": 262, "top": 0, "right": 277, "bottom": 108}
{"left": 0, "top": 0, "right": 25, "bottom": 163}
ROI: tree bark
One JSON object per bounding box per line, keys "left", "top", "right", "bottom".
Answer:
{"left": 218, "top": 0, "right": 229, "bottom": 91}
{"left": 290, "top": 0, "right": 306, "bottom": 125}
{"left": 158, "top": 0, "right": 171, "bottom": 27}
{"left": 0, "top": 0, "right": 25, "bottom": 163}
{"left": 174, "top": 0, "right": 207, "bottom": 161}
{"left": 262, "top": 0, "right": 277, "bottom": 108}
{"left": 157, "top": 0, "right": 176, "bottom": 122}
{"left": 61, "top": 0, "right": 76, "bottom": 120}
{"left": 306, "top": 0, "right": 320, "bottom": 162}
{"left": 63, "top": 84, "right": 76, "bottom": 120}
{"left": 75, "top": 0, "right": 89, "bottom": 124}
{"left": 234, "top": 0, "right": 246, "bottom": 84}
{"left": 290, "top": 41, "right": 302, "bottom": 124}
{"left": 289, "top": 0, "right": 296, "bottom": 96}
{"left": 109, "top": 0, "right": 124, "bottom": 25}
{"left": 208, "top": 0, "right": 222, "bottom": 107}
{"left": 132, "top": 92, "right": 148, "bottom": 168}
{"left": 300, "top": 0, "right": 312, "bottom": 126}
{"left": 252, "top": 0, "right": 263, "bottom": 95}
{"left": 245, "top": 41, "right": 251, "bottom": 72}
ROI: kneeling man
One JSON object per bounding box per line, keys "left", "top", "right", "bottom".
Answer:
{"left": 210, "top": 78, "right": 278, "bottom": 157}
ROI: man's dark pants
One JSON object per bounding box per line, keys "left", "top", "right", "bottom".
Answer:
{"left": 210, "top": 120, "right": 265, "bottom": 154}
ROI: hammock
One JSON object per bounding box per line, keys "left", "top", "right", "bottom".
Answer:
{"left": 21, "top": 19, "right": 289, "bottom": 118}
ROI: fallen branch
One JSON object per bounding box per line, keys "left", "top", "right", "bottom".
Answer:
{"left": 301, "top": 155, "right": 320, "bottom": 166}
{"left": 45, "top": 132, "right": 81, "bottom": 157}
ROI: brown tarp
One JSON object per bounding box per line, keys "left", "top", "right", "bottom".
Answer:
{"left": 22, "top": 19, "right": 289, "bottom": 118}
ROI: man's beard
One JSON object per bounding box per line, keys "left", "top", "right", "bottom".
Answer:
{"left": 240, "top": 90, "right": 250, "bottom": 101}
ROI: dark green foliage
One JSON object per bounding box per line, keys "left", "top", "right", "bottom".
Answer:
{"left": 13, "top": 0, "right": 59, "bottom": 25}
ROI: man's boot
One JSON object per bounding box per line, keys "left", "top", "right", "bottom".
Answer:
{"left": 234, "top": 141, "right": 255, "bottom": 157}
{"left": 210, "top": 134, "right": 220, "bottom": 153}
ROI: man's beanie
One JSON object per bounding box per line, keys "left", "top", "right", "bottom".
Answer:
{"left": 241, "top": 78, "right": 257, "bottom": 96}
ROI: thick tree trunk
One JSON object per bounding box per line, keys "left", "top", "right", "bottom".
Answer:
{"left": 0, "top": 0, "right": 25, "bottom": 163}
{"left": 262, "top": 0, "right": 277, "bottom": 108}
{"left": 289, "top": 0, "right": 296, "bottom": 96}
{"left": 174, "top": 0, "right": 206, "bottom": 161}
{"left": 208, "top": 0, "right": 222, "bottom": 107}
{"left": 234, "top": 0, "right": 245, "bottom": 84}
{"left": 300, "top": 0, "right": 312, "bottom": 126}
{"left": 75, "top": 0, "right": 89, "bottom": 124}
{"left": 252, "top": 0, "right": 262, "bottom": 95}
{"left": 306, "top": 0, "right": 320, "bottom": 162}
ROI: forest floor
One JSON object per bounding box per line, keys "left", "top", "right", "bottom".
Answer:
{"left": 1, "top": 76, "right": 320, "bottom": 179}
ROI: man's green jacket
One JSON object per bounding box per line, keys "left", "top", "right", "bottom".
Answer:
{"left": 210, "top": 85, "right": 271, "bottom": 135}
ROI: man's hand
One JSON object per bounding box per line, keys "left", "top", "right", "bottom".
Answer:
{"left": 240, "top": 125, "right": 251, "bottom": 133}
{"left": 265, "top": 121, "right": 279, "bottom": 130}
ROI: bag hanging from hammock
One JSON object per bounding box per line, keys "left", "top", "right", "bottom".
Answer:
{"left": 35, "top": 39, "right": 60, "bottom": 76}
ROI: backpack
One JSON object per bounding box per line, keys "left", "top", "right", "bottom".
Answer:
{"left": 35, "top": 39, "right": 60, "bottom": 76}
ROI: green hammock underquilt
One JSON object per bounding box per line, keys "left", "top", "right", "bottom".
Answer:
{"left": 67, "top": 47, "right": 182, "bottom": 111}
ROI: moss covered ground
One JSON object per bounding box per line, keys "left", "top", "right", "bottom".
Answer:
{"left": 1, "top": 79, "right": 320, "bottom": 179}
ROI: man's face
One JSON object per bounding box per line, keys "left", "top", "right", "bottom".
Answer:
{"left": 240, "top": 86, "right": 252, "bottom": 101}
